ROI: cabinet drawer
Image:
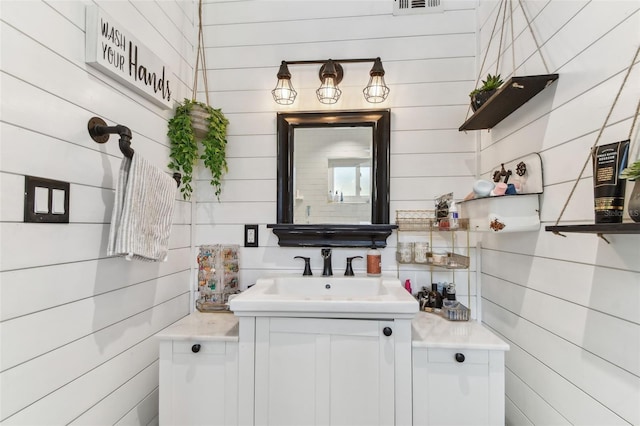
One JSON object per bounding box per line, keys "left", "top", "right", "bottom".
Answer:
{"left": 173, "top": 340, "right": 227, "bottom": 355}
{"left": 427, "top": 348, "right": 488, "bottom": 364}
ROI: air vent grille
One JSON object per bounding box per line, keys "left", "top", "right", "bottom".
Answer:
{"left": 393, "top": 0, "right": 443, "bottom": 15}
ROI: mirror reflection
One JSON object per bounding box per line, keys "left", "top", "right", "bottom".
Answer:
{"left": 293, "top": 127, "right": 372, "bottom": 224}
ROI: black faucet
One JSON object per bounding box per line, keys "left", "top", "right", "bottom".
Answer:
{"left": 344, "top": 256, "right": 363, "bottom": 276}
{"left": 294, "top": 256, "right": 312, "bottom": 276}
{"left": 321, "top": 248, "right": 332, "bottom": 276}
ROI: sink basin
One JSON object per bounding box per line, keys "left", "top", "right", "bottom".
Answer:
{"left": 229, "top": 275, "right": 418, "bottom": 319}
{"left": 264, "top": 276, "right": 386, "bottom": 297}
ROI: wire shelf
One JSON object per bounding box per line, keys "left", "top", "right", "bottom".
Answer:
{"left": 395, "top": 210, "right": 468, "bottom": 231}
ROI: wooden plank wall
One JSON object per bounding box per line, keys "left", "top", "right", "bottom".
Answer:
{"left": 197, "top": 0, "right": 480, "bottom": 313}
{"left": 0, "top": 1, "right": 194, "bottom": 424}
{"left": 474, "top": 1, "right": 640, "bottom": 425}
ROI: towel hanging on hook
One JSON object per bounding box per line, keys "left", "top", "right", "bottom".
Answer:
{"left": 87, "top": 117, "right": 181, "bottom": 187}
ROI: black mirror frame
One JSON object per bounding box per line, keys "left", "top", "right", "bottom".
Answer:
{"left": 268, "top": 109, "right": 396, "bottom": 248}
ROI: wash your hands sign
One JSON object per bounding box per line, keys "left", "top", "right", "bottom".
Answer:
{"left": 85, "top": 5, "right": 173, "bottom": 109}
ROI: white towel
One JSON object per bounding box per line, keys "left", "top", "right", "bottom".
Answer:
{"left": 107, "top": 153, "right": 177, "bottom": 262}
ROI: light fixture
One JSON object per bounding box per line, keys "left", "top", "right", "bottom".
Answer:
{"left": 271, "top": 61, "right": 297, "bottom": 105}
{"left": 316, "top": 60, "right": 343, "bottom": 104}
{"left": 363, "top": 58, "right": 390, "bottom": 103}
{"left": 272, "top": 58, "right": 390, "bottom": 105}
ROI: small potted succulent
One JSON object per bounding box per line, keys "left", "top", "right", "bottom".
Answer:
{"left": 469, "top": 73, "right": 504, "bottom": 111}
{"left": 167, "top": 99, "right": 229, "bottom": 200}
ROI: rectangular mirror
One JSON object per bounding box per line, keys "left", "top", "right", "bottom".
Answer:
{"left": 269, "top": 110, "right": 396, "bottom": 247}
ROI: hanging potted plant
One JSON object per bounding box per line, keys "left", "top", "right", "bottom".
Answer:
{"left": 469, "top": 73, "right": 504, "bottom": 111}
{"left": 621, "top": 158, "right": 640, "bottom": 222}
{"left": 167, "top": 0, "right": 229, "bottom": 200}
{"left": 168, "top": 100, "right": 228, "bottom": 200}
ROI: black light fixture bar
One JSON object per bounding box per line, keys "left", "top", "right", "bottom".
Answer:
{"left": 272, "top": 58, "right": 390, "bottom": 105}
{"left": 282, "top": 58, "right": 381, "bottom": 66}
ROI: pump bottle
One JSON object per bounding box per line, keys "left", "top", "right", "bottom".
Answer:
{"left": 366, "top": 246, "right": 382, "bottom": 276}
{"left": 449, "top": 200, "right": 459, "bottom": 229}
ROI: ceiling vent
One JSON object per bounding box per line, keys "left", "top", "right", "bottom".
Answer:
{"left": 393, "top": 0, "right": 444, "bottom": 15}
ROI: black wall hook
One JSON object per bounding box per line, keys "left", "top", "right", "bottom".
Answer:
{"left": 88, "top": 117, "right": 181, "bottom": 187}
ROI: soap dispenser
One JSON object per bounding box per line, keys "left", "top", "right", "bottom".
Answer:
{"left": 366, "top": 246, "right": 382, "bottom": 276}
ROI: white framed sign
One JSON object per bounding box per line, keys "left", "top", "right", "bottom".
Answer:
{"left": 85, "top": 6, "right": 173, "bottom": 109}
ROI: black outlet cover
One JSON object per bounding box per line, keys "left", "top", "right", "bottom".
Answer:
{"left": 24, "top": 176, "right": 70, "bottom": 223}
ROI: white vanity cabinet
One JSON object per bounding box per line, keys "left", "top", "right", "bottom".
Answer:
{"left": 411, "top": 313, "right": 509, "bottom": 426}
{"left": 156, "top": 308, "right": 508, "bottom": 426}
{"left": 253, "top": 317, "right": 396, "bottom": 426}
{"left": 156, "top": 312, "right": 239, "bottom": 426}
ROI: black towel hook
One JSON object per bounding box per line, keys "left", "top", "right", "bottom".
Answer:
{"left": 87, "top": 117, "right": 181, "bottom": 187}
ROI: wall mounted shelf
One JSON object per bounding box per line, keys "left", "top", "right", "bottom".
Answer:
{"left": 459, "top": 74, "right": 559, "bottom": 131}
{"left": 460, "top": 193, "right": 541, "bottom": 232}
{"left": 459, "top": 153, "right": 543, "bottom": 232}
{"left": 545, "top": 223, "right": 640, "bottom": 235}
{"left": 267, "top": 224, "right": 397, "bottom": 248}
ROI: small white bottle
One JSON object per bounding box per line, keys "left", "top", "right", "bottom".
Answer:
{"left": 449, "top": 200, "right": 459, "bottom": 229}
{"left": 366, "top": 246, "right": 382, "bottom": 276}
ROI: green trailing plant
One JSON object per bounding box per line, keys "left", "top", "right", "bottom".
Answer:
{"left": 621, "top": 159, "right": 640, "bottom": 181}
{"left": 469, "top": 73, "right": 504, "bottom": 97}
{"left": 168, "top": 99, "right": 229, "bottom": 200}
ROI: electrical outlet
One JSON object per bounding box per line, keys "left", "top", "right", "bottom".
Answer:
{"left": 244, "top": 224, "right": 258, "bottom": 247}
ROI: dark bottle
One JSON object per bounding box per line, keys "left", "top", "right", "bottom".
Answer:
{"left": 446, "top": 283, "right": 456, "bottom": 300}
{"left": 428, "top": 283, "right": 443, "bottom": 308}
{"left": 417, "top": 286, "right": 429, "bottom": 310}
{"left": 440, "top": 283, "right": 448, "bottom": 301}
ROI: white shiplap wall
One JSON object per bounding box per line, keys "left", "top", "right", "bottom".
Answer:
{"left": 474, "top": 1, "right": 640, "bottom": 425}
{"left": 0, "top": 1, "right": 194, "bottom": 423}
{"left": 196, "top": 0, "right": 480, "bottom": 313}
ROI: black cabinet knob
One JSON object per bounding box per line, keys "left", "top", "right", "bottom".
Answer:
{"left": 383, "top": 327, "right": 393, "bottom": 336}
{"left": 191, "top": 344, "right": 201, "bottom": 353}
{"left": 455, "top": 352, "right": 465, "bottom": 363}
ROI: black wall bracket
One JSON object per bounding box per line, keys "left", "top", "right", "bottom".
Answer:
{"left": 87, "top": 117, "right": 181, "bottom": 187}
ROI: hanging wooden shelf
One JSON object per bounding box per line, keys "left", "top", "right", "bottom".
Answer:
{"left": 545, "top": 223, "right": 640, "bottom": 235}
{"left": 459, "top": 74, "right": 559, "bottom": 131}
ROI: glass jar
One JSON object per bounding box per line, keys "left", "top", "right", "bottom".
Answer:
{"left": 413, "top": 242, "right": 430, "bottom": 263}
{"left": 396, "top": 242, "right": 413, "bottom": 263}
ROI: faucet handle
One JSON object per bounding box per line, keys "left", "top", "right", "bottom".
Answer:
{"left": 344, "top": 256, "right": 363, "bottom": 276}
{"left": 294, "top": 256, "right": 313, "bottom": 276}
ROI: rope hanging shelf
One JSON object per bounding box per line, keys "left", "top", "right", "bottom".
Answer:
{"left": 545, "top": 44, "right": 640, "bottom": 242}
{"left": 459, "top": 74, "right": 558, "bottom": 131}
{"left": 460, "top": 0, "right": 559, "bottom": 132}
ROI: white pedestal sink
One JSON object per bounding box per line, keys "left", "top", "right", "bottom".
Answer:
{"left": 230, "top": 275, "right": 418, "bottom": 426}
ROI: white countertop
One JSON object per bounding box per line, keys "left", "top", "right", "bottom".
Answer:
{"left": 412, "top": 311, "right": 509, "bottom": 351}
{"left": 156, "top": 310, "right": 508, "bottom": 351}
{"left": 156, "top": 311, "right": 239, "bottom": 342}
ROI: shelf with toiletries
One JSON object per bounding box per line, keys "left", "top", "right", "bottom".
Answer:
{"left": 545, "top": 223, "right": 640, "bottom": 234}
{"left": 395, "top": 211, "right": 470, "bottom": 270}
{"left": 460, "top": 153, "right": 543, "bottom": 233}
{"left": 395, "top": 209, "right": 472, "bottom": 320}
